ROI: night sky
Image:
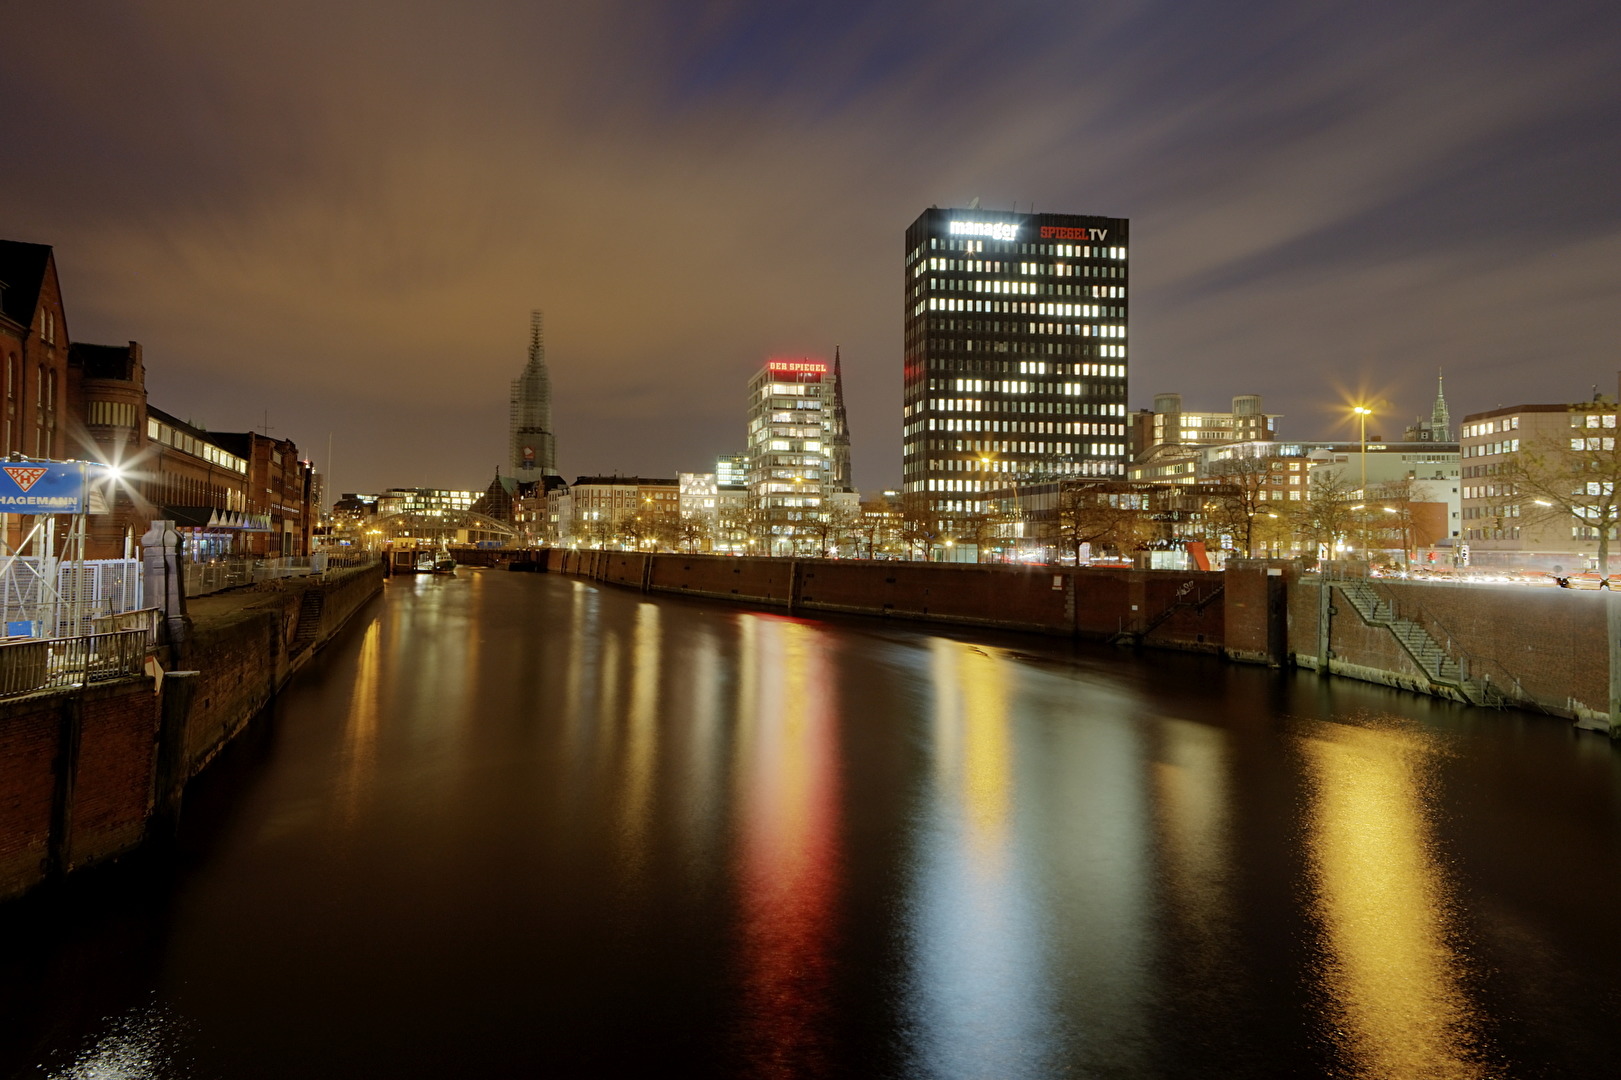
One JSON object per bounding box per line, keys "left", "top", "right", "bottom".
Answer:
{"left": 4, "top": 1, "right": 1618, "bottom": 495}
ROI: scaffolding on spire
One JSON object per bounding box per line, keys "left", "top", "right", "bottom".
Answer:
{"left": 510, "top": 309, "right": 559, "bottom": 479}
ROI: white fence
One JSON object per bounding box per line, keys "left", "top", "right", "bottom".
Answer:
{"left": 0, "top": 557, "right": 145, "bottom": 639}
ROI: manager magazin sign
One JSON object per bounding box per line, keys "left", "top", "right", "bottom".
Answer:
{"left": 0, "top": 461, "right": 89, "bottom": 513}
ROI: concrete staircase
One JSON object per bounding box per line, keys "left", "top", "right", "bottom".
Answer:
{"left": 290, "top": 588, "right": 325, "bottom": 655}
{"left": 1333, "top": 579, "right": 1502, "bottom": 706}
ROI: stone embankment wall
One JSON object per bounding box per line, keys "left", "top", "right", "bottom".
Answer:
{"left": 545, "top": 549, "right": 1227, "bottom": 649}
{"left": 0, "top": 561, "right": 383, "bottom": 902}
{"left": 1285, "top": 573, "right": 1611, "bottom": 720}
{"left": 544, "top": 551, "right": 1613, "bottom": 730}
{"left": 185, "top": 560, "right": 382, "bottom": 772}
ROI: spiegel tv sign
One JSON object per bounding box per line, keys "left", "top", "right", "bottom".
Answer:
{"left": 0, "top": 461, "right": 88, "bottom": 513}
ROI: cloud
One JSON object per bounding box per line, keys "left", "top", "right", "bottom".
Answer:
{"left": 3, "top": 0, "right": 1619, "bottom": 492}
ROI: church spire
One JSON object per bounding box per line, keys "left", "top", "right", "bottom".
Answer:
{"left": 510, "top": 309, "right": 558, "bottom": 478}
{"left": 829, "top": 345, "right": 853, "bottom": 492}
{"left": 1431, "top": 368, "right": 1451, "bottom": 441}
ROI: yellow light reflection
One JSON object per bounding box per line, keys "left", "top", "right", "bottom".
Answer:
{"left": 931, "top": 640, "right": 1013, "bottom": 866}
{"left": 618, "top": 601, "right": 660, "bottom": 868}
{"left": 335, "top": 620, "right": 382, "bottom": 831}
{"left": 1301, "top": 725, "right": 1485, "bottom": 1079}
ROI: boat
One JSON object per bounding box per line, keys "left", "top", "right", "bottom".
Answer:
{"left": 432, "top": 549, "right": 457, "bottom": 574}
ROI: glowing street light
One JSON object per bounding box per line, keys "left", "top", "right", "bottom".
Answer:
{"left": 1353, "top": 405, "right": 1373, "bottom": 495}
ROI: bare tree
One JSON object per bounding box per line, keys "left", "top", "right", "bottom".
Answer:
{"left": 896, "top": 493, "right": 938, "bottom": 560}
{"left": 1365, "top": 476, "right": 1419, "bottom": 565}
{"left": 1201, "top": 455, "right": 1274, "bottom": 557}
{"left": 675, "top": 517, "right": 709, "bottom": 553}
{"left": 1501, "top": 411, "right": 1621, "bottom": 572}
{"left": 855, "top": 494, "right": 900, "bottom": 559}
{"left": 1055, "top": 482, "right": 1151, "bottom": 564}
{"left": 1289, "top": 470, "right": 1355, "bottom": 563}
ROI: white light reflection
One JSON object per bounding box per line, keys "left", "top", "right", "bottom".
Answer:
{"left": 46, "top": 998, "right": 192, "bottom": 1079}
{"left": 903, "top": 639, "right": 1056, "bottom": 1079}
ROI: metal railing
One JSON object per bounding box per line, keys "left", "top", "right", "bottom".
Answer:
{"left": 1359, "top": 577, "right": 1543, "bottom": 711}
{"left": 186, "top": 553, "right": 379, "bottom": 596}
{"left": 0, "top": 628, "right": 150, "bottom": 697}
{"left": 184, "top": 559, "right": 255, "bottom": 597}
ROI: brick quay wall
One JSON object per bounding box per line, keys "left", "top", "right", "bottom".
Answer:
{"left": 545, "top": 550, "right": 1616, "bottom": 732}
{"left": 548, "top": 548, "right": 1227, "bottom": 649}
{"left": 0, "top": 561, "right": 383, "bottom": 903}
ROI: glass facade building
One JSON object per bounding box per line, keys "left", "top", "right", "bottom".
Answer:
{"left": 903, "top": 208, "right": 1130, "bottom": 515}
{"left": 747, "top": 359, "right": 830, "bottom": 553}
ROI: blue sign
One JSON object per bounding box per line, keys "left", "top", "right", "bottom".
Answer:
{"left": 0, "top": 460, "right": 87, "bottom": 513}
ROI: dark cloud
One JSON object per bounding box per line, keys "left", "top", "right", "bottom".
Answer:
{"left": 3, "top": 0, "right": 1618, "bottom": 491}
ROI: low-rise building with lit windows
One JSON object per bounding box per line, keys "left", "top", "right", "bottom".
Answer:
{"left": 566, "top": 476, "right": 678, "bottom": 549}
{"left": 1459, "top": 400, "right": 1619, "bottom": 570}
{"left": 1129, "top": 393, "right": 1278, "bottom": 484}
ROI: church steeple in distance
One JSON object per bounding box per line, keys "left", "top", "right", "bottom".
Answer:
{"left": 510, "top": 310, "right": 559, "bottom": 479}
{"left": 829, "top": 345, "right": 853, "bottom": 492}
{"left": 1431, "top": 369, "right": 1451, "bottom": 442}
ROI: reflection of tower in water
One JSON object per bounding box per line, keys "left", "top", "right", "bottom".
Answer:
{"left": 732, "top": 616, "right": 841, "bottom": 1075}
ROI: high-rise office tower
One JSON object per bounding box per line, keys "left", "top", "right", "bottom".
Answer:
{"left": 902, "top": 208, "right": 1130, "bottom": 515}
{"left": 747, "top": 358, "right": 829, "bottom": 554}
{"left": 510, "top": 310, "right": 558, "bottom": 480}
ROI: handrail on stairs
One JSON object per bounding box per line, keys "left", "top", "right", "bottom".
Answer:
{"left": 1357, "top": 577, "right": 1543, "bottom": 712}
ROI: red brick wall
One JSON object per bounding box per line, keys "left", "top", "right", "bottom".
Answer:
{"left": 552, "top": 552, "right": 1223, "bottom": 648}
{"left": 648, "top": 554, "right": 793, "bottom": 606}
{"left": 0, "top": 700, "right": 60, "bottom": 898}
{"left": 1378, "top": 581, "right": 1607, "bottom": 711}
{"left": 0, "top": 678, "right": 161, "bottom": 901}
{"left": 65, "top": 682, "right": 160, "bottom": 871}
{"left": 185, "top": 606, "right": 284, "bottom": 771}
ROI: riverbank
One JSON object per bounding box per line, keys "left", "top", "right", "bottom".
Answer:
{"left": 540, "top": 550, "right": 1614, "bottom": 735}
{"left": 0, "top": 560, "right": 383, "bottom": 903}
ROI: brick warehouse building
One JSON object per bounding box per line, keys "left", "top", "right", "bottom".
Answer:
{"left": 0, "top": 241, "right": 72, "bottom": 556}
{"left": 4, "top": 236, "right": 312, "bottom": 561}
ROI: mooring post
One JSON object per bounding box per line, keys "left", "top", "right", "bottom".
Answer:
{"left": 1607, "top": 590, "right": 1621, "bottom": 738}
{"left": 1318, "top": 577, "right": 1332, "bottom": 673}
{"left": 151, "top": 669, "right": 200, "bottom": 837}
{"left": 142, "top": 519, "right": 191, "bottom": 660}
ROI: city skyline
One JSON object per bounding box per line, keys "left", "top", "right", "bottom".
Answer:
{"left": 3, "top": 2, "right": 1617, "bottom": 494}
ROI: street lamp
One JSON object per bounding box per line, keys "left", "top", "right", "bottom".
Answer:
{"left": 1353, "top": 405, "right": 1372, "bottom": 495}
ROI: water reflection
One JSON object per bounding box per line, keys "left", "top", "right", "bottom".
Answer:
{"left": 1300, "top": 722, "right": 1486, "bottom": 1079}
{"left": 905, "top": 639, "right": 1055, "bottom": 1079}
{"left": 618, "top": 602, "right": 661, "bottom": 871}
{"left": 1149, "top": 718, "right": 1234, "bottom": 989}
{"left": 732, "top": 615, "right": 841, "bottom": 1077}
{"left": 334, "top": 620, "right": 383, "bottom": 833}
{"left": 44, "top": 997, "right": 192, "bottom": 1080}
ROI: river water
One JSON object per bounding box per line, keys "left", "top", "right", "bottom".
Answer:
{"left": 4, "top": 569, "right": 1621, "bottom": 1078}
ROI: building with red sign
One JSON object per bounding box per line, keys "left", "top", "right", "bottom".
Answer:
{"left": 902, "top": 207, "right": 1131, "bottom": 522}
{"left": 748, "top": 358, "right": 832, "bottom": 554}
